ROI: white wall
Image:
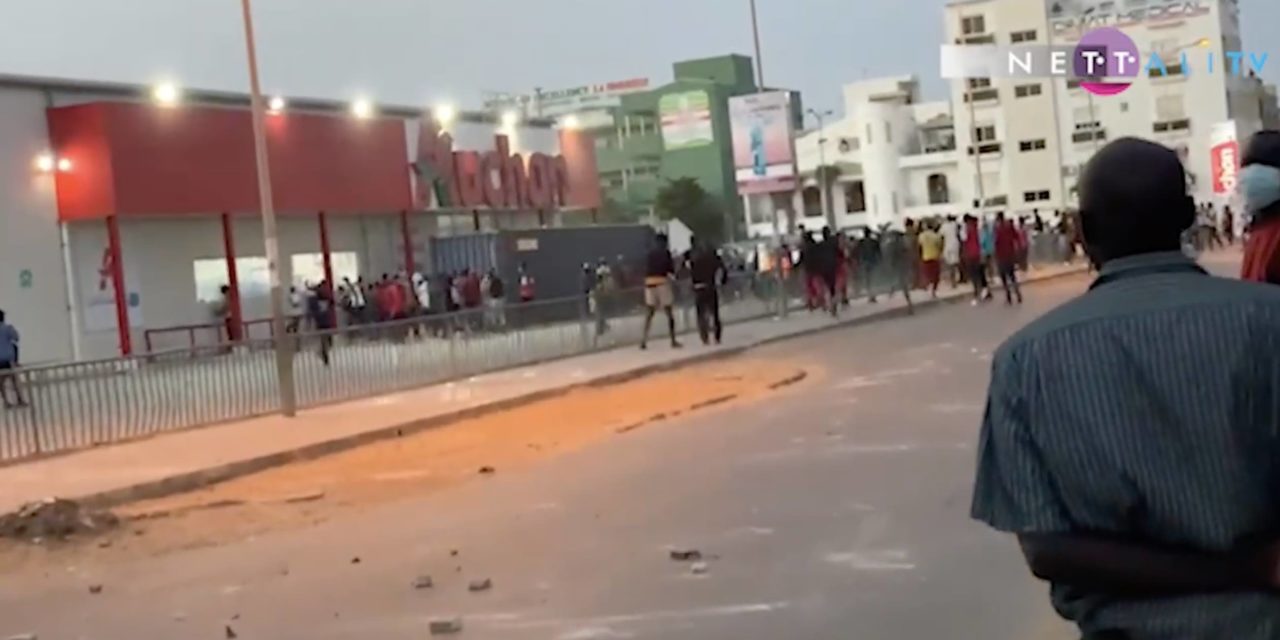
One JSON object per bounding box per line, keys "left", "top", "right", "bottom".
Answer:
{"left": 0, "top": 87, "right": 75, "bottom": 365}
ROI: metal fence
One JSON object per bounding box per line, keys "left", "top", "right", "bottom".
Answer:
{"left": 0, "top": 235, "right": 1071, "bottom": 461}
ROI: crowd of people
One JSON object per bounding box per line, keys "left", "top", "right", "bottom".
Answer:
{"left": 783, "top": 210, "right": 1069, "bottom": 313}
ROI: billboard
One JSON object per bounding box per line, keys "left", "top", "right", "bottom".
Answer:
{"left": 659, "top": 90, "right": 714, "bottom": 151}
{"left": 1210, "top": 120, "right": 1240, "bottom": 197}
{"left": 729, "top": 91, "right": 797, "bottom": 195}
{"left": 483, "top": 78, "right": 650, "bottom": 119}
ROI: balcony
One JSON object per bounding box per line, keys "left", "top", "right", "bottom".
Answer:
{"left": 961, "top": 33, "right": 996, "bottom": 45}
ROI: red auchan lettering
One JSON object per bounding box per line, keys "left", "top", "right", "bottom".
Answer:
{"left": 413, "top": 118, "right": 571, "bottom": 210}
{"left": 1212, "top": 140, "right": 1240, "bottom": 195}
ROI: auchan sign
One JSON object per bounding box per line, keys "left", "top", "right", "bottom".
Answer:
{"left": 411, "top": 118, "right": 573, "bottom": 211}
{"left": 1209, "top": 121, "right": 1240, "bottom": 197}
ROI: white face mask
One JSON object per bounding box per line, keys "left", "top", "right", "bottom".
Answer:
{"left": 1241, "top": 164, "right": 1280, "bottom": 215}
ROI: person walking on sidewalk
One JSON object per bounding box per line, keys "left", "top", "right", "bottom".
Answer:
{"left": 687, "top": 236, "right": 726, "bottom": 345}
{"left": 993, "top": 212, "right": 1023, "bottom": 305}
{"left": 918, "top": 220, "right": 943, "bottom": 298}
{"left": 941, "top": 214, "right": 962, "bottom": 288}
{"left": 0, "top": 310, "right": 26, "bottom": 409}
{"left": 640, "top": 233, "right": 681, "bottom": 350}
{"left": 973, "top": 138, "right": 1280, "bottom": 640}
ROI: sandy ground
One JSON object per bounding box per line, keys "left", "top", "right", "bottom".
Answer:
{"left": 0, "top": 357, "right": 815, "bottom": 570}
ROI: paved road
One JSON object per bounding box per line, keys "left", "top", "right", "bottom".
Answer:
{"left": 1, "top": 271, "right": 1105, "bottom": 640}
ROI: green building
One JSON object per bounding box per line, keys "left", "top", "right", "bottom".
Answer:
{"left": 590, "top": 54, "right": 803, "bottom": 238}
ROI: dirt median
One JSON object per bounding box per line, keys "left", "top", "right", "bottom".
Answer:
{"left": 0, "top": 357, "right": 816, "bottom": 570}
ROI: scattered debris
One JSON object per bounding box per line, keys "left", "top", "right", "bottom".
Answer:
{"left": 450, "top": 549, "right": 459, "bottom": 557}
{"left": 350, "top": 557, "right": 361, "bottom": 565}
{"left": 88, "top": 584, "right": 103, "bottom": 595}
{"left": 669, "top": 548, "right": 702, "bottom": 562}
{"left": 478, "top": 466, "right": 496, "bottom": 475}
{"left": 231, "top": 614, "right": 241, "bottom": 621}
{"left": 468, "top": 578, "right": 492, "bottom": 592}
{"left": 0, "top": 499, "right": 119, "bottom": 542}
{"left": 279, "top": 491, "right": 326, "bottom": 505}
{"left": 690, "top": 562, "right": 709, "bottom": 575}
{"left": 225, "top": 624, "right": 238, "bottom": 639}
{"left": 690, "top": 395, "right": 737, "bottom": 411}
{"left": 429, "top": 616, "right": 463, "bottom": 635}
{"left": 97, "top": 539, "right": 112, "bottom": 549}
{"left": 133, "top": 528, "right": 146, "bottom": 537}
{"left": 412, "top": 575, "right": 434, "bottom": 590}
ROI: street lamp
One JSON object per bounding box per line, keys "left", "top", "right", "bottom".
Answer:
{"left": 807, "top": 108, "right": 835, "bottom": 229}
{"left": 239, "top": 0, "right": 296, "bottom": 417}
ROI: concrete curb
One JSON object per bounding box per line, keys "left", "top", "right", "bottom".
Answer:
{"left": 76, "top": 267, "right": 1086, "bottom": 510}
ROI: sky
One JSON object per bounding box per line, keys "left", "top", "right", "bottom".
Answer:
{"left": 1, "top": 0, "right": 1277, "bottom": 119}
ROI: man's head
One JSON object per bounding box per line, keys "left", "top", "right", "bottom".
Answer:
{"left": 995, "top": 211, "right": 1005, "bottom": 223}
{"left": 655, "top": 232, "right": 669, "bottom": 249}
{"left": 0, "top": 309, "right": 6, "bottom": 323}
{"left": 1078, "top": 137, "right": 1194, "bottom": 264}
{"left": 822, "top": 226, "right": 833, "bottom": 239}
{"left": 1241, "top": 130, "right": 1280, "bottom": 220}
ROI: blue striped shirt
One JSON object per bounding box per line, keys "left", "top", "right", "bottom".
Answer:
{"left": 972, "top": 252, "right": 1280, "bottom": 639}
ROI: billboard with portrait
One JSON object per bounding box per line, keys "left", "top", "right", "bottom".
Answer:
{"left": 729, "top": 91, "right": 797, "bottom": 195}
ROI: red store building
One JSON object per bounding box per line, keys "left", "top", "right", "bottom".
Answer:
{"left": 0, "top": 75, "right": 602, "bottom": 363}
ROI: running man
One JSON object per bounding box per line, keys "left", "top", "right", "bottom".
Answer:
{"left": 640, "top": 233, "right": 681, "bottom": 350}
{"left": 974, "top": 138, "right": 1280, "bottom": 639}
{"left": 962, "top": 214, "right": 989, "bottom": 303}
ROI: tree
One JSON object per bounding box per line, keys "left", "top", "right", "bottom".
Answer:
{"left": 654, "top": 177, "right": 725, "bottom": 244}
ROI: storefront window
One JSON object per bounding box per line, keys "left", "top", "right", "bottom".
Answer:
{"left": 193, "top": 257, "right": 270, "bottom": 304}
{"left": 290, "top": 252, "right": 360, "bottom": 288}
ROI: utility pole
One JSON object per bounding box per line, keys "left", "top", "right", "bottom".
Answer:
{"left": 239, "top": 0, "right": 296, "bottom": 417}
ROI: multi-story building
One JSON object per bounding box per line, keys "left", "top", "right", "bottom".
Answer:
{"left": 585, "top": 54, "right": 803, "bottom": 235}
{"left": 945, "top": 0, "right": 1276, "bottom": 210}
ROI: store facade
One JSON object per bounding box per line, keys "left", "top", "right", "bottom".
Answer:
{"left": 0, "top": 77, "right": 600, "bottom": 364}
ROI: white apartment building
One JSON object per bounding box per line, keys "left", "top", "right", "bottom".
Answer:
{"left": 745, "top": 76, "right": 968, "bottom": 238}
{"left": 946, "top": 0, "right": 1275, "bottom": 211}
{"left": 750, "top": 0, "right": 1279, "bottom": 239}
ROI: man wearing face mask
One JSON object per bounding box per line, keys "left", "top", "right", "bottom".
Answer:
{"left": 1241, "top": 131, "right": 1280, "bottom": 284}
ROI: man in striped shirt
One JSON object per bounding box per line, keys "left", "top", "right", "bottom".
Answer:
{"left": 972, "top": 138, "right": 1280, "bottom": 639}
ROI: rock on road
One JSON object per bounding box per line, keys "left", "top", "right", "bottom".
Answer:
{"left": 0, "top": 268, "right": 1163, "bottom": 640}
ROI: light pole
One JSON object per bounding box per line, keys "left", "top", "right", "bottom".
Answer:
{"left": 239, "top": 0, "right": 296, "bottom": 417}
{"left": 749, "top": 0, "right": 766, "bottom": 89}
{"left": 807, "top": 108, "right": 835, "bottom": 229}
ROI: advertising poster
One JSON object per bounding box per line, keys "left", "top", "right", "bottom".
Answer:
{"left": 729, "top": 91, "right": 797, "bottom": 195}
{"left": 659, "top": 90, "right": 714, "bottom": 151}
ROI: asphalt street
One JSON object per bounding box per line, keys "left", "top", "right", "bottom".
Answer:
{"left": 2, "top": 268, "right": 1124, "bottom": 640}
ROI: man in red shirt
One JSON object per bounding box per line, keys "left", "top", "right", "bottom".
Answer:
{"left": 962, "top": 214, "right": 989, "bottom": 303}
{"left": 1241, "top": 131, "right": 1280, "bottom": 285}
{"left": 993, "top": 212, "right": 1024, "bottom": 305}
